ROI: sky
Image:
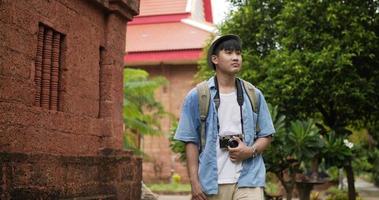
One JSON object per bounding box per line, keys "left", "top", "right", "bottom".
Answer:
{"left": 211, "top": 0, "right": 232, "bottom": 25}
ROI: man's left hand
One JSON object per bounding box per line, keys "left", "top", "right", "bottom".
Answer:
{"left": 228, "top": 137, "right": 253, "bottom": 162}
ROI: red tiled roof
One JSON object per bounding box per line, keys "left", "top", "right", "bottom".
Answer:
{"left": 126, "top": 22, "right": 212, "bottom": 52}
{"left": 139, "top": 0, "right": 187, "bottom": 16}
{"left": 125, "top": 49, "right": 202, "bottom": 65}
{"left": 128, "top": 13, "right": 191, "bottom": 25}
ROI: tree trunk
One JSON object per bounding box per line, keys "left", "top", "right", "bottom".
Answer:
{"left": 275, "top": 172, "right": 294, "bottom": 200}
{"left": 297, "top": 182, "right": 313, "bottom": 200}
{"left": 344, "top": 162, "right": 356, "bottom": 200}
{"left": 311, "top": 158, "right": 319, "bottom": 181}
{"left": 284, "top": 182, "right": 294, "bottom": 200}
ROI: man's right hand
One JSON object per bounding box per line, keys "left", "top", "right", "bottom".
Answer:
{"left": 186, "top": 143, "right": 207, "bottom": 200}
{"left": 191, "top": 181, "right": 207, "bottom": 200}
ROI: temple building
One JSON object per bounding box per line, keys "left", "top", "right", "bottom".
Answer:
{"left": 125, "top": 0, "right": 216, "bottom": 183}
{"left": 0, "top": 0, "right": 141, "bottom": 199}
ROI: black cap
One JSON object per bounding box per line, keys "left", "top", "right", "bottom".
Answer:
{"left": 207, "top": 34, "right": 242, "bottom": 70}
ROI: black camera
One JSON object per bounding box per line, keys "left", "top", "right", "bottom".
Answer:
{"left": 219, "top": 134, "right": 243, "bottom": 149}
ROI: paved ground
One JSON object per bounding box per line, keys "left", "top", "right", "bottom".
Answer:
{"left": 355, "top": 178, "right": 379, "bottom": 200}
{"left": 158, "top": 195, "right": 191, "bottom": 200}
{"left": 157, "top": 178, "right": 379, "bottom": 200}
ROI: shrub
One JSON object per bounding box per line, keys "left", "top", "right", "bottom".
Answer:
{"left": 172, "top": 173, "right": 181, "bottom": 184}
{"left": 325, "top": 187, "right": 363, "bottom": 200}
{"left": 325, "top": 187, "right": 348, "bottom": 200}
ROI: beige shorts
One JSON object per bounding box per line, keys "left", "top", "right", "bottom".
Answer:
{"left": 207, "top": 184, "right": 264, "bottom": 200}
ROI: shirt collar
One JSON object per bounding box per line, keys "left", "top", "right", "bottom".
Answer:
{"left": 207, "top": 76, "right": 243, "bottom": 90}
{"left": 207, "top": 76, "right": 216, "bottom": 90}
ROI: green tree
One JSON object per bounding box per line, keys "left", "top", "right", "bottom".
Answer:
{"left": 265, "top": 105, "right": 324, "bottom": 200}
{"left": 123, "top": 68, "right": 167, "bottom": 155}
{"left": 264, "top": 105, "right": 296, "bottom": 199}
{"left": 199, "top": 1, "right": 379, "bottom": 199}
{"left": 360, "top": 125, "right": 379, "bottom": 186}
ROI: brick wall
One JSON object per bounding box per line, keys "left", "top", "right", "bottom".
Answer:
{"left": 0, "top": 149, "right": 142, "bottom": 199}
{"left": 0, "top": 0, "right": 142, "bottom": 199}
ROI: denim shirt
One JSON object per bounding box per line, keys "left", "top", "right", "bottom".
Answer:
{"left": 174, "top": 77, "right": 275, "bottom": 195}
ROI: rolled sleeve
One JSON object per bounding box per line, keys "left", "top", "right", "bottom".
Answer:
{"left": 256, "top": 89, "right": 275, "bottom": 137}
{"left": 174, "top": 89, "right": 200, "bottom": 144}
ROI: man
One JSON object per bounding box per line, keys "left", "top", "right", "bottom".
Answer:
{"left": 175, "top": 34, "right": 275, "bottom": 200}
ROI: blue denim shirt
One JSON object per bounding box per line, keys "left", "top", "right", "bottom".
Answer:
{"left": 174, "top": 77, "right": 275, "bottom": 195}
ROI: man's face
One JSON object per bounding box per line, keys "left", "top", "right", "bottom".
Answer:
{"left": 212, "top": 49, "right": 242, "bottom": 75}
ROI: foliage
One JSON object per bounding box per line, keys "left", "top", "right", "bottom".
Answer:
{"left": 326, "top": 167, "right": 340, "bottom": 182}
{"left": 325, "top": 187, "right": 348, "bottom": 200}
{"left": 368, "top": 123, "right": 379, "bottom": 149}
{"left": 321, "top": 128, "right": 377, "bottom": 177}
{"left": 350, "top": 129, "right": 376, "bottom": 175}
{"left": 238, "top": 0, "right": 376, "bottom": 126}
{"left": 371, "top": 154, "right": 379, "bottom": 186}
{"left": 287, "top": 119, "right": 324, "bottom": 162}
{"left": 168, "top": 121, "right": 186, "bottom": 162}
{"left": 123, "top": 68, "right": 168, "bottom": 154}
{"left": 369, "top": 148, "right": 379, "bottom": 186}
{"left": 199, "top": 0, "right": 379, "bottom": 130}
{"left": 367, "top": 123, "right": 379, "bottom": 186}
{"left": 197, "top": 1, "right": 379, "bottom": 192}
{"left": 265, "top": 172, "right": 282, "bottom": 196}
{"left": 322, "top": 132, "right": 354, "bottom": 168}
{"left": 265, "top": 181, "right": 281, "bottom": 196}
{"left": 310, "top": 191, "right": 321, "bottom": 200}
{"left": 172, "top": 173, "right": 181, "bottom": 184}
{"left": 264, "top": 105, "right": 325, "bottom": 200}
{"left": 325, "top": 187, "right": 363, "bottom": 200}
{"left": 265, "top": 105, "right": 324, "bottom": 171}
{"left": 264, "top": 104, "right": 290, "bottom": 173}
{"left": 202, "top": 1, "right": 379, "bottom": 198}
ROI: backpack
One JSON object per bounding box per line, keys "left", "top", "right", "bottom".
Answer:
{"left": 196, "top": 79, "right": 260, "bottom": 152}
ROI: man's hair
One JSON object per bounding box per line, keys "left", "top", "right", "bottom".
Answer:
{"left": 212, "top": 39, "right": 242, "bottom": 56}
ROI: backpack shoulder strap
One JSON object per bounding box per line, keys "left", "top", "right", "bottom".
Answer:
{"left": 241, "top": 80, "right": 258, "bottom": 113}
{"left": 196, "top": 81, "right": 210, "bottom": 152}
{"left": 241, "top": 80, "right": 261, "bottom": 133}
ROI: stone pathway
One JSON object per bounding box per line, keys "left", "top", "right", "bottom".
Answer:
{"left": 155, "top": 178, "right": 379, "bottom": 200}
{"left": 355, "top": 178, "right": 379, "bottom": 200}
{"left": 141, "top": 183, "right": 159, "bottom": 200}
{"left": 158, "top": 195, "right": 191, "bottom": 200}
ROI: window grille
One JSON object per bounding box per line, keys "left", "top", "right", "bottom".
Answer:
{"left": 34, "top": 24, "right": 64, "bottom": 111}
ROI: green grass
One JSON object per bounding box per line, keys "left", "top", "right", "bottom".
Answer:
{"left": 146, "top": 183, "right": 191, "bottom": 193}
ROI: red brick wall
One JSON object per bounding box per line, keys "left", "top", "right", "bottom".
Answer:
{"left": 0, "top": 150, "right": 142, "bottom": 199}
{"left": 0, "top": 0, "right": 142, "bottom": 199}
{"left": 0, "top": 0, "right": 127, "bottom": 155}
{"left": 132, "top": 64, "right": 198, "bottom": 183}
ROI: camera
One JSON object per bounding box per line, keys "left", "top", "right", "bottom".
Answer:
{"left": 219, "top": 134, "right": 243, "bottom": 149}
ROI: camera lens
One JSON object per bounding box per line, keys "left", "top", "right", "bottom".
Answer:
{"left": 228, "top": 139, "right": 239, "bottom": 148}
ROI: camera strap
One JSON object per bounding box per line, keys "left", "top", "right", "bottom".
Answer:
{"left": 214, "top": 76, "right": 245, "bottom": 138}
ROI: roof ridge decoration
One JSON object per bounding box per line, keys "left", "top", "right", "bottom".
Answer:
{"left": 181, "top": 18, "right": 217, "bottom": 33}
{"left": 186, "top": 0, "right": 193, "bottom": 12}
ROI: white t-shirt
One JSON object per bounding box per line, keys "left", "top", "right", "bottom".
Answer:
{"left": 216, "top": 91, "right": 243, "bottom": 184}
